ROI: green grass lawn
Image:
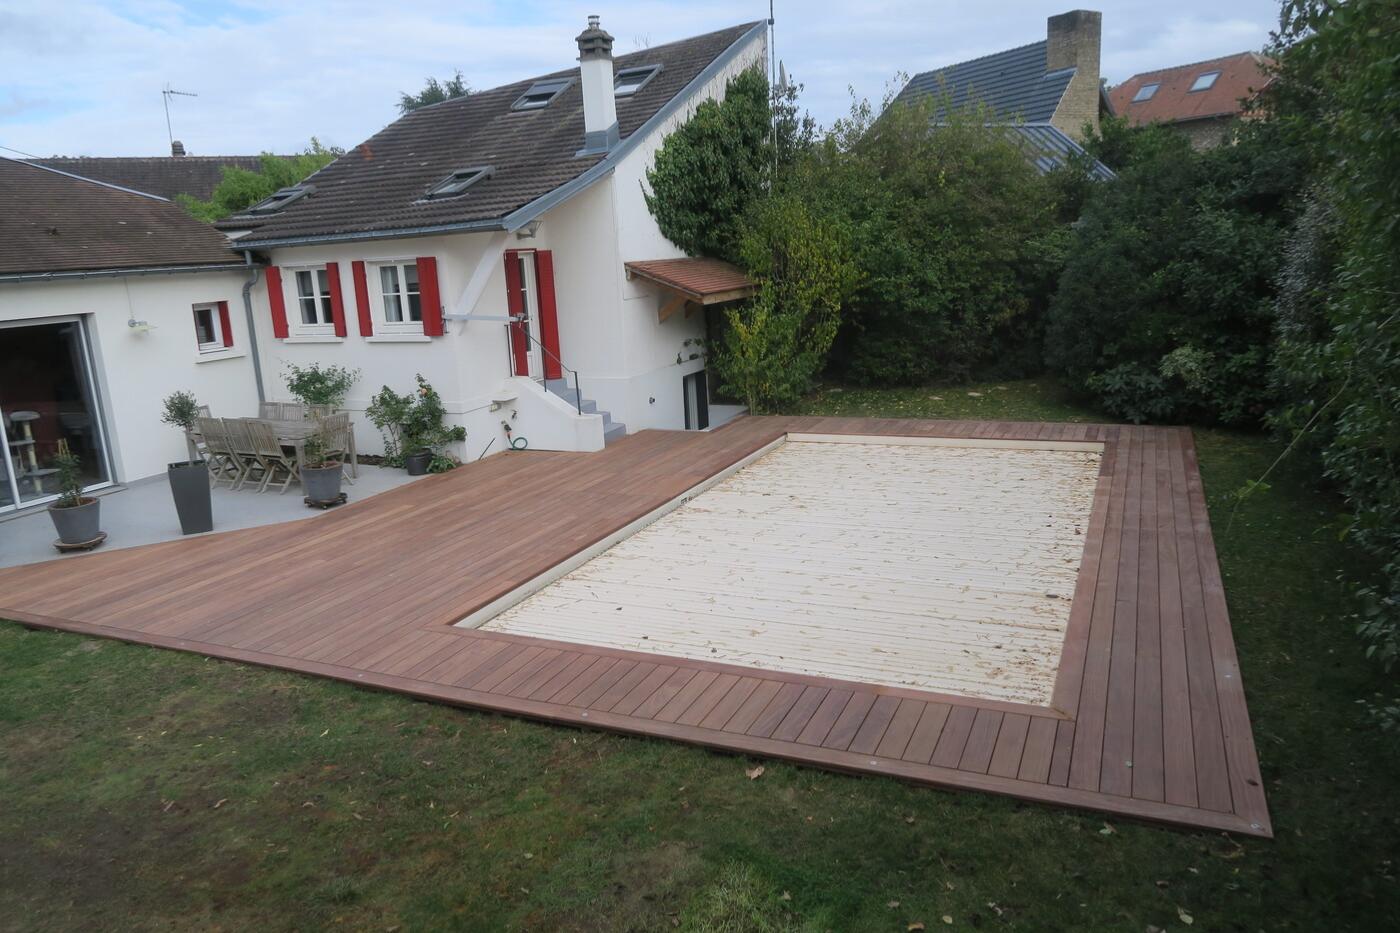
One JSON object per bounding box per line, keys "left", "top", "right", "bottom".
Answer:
{"left": 3, "top": 380, "right": 1397, "bottom": 931}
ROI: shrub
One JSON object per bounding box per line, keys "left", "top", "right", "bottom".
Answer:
{"left": 364, "top": 375, "right": 465, "bottom": 471}
{"left": 283, "top": 362, "right": 359, "bottom": 408}
{"left": 1045, "top": 120, "right": 1304, "bottom": 425}
{"left": 711, "top": 194, "right": 856, "bottom": 412}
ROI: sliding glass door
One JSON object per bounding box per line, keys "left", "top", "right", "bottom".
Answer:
{"left": 0, "top": 317, "right": 111, "bottom": 511}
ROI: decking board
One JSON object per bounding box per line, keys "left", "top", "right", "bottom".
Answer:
{"left": 0, "top": 416, "right": 1271, "bottom": 836}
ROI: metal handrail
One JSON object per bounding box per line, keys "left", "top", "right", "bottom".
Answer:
{"left": 509, "top": 315, "right": 583, "bottom": 415}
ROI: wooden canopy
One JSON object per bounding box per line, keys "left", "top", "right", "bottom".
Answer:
{"left": 624, "top": 258, "right": 756, "bottom": 321}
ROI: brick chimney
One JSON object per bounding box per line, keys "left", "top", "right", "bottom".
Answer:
{"left": 1045, "top": 10, "right": 1102, "bottom": 142}
{"left": 576, "top": 14, "right": 618, "bottom": 155}
{"left": 171, "top": 139, "right": 186, "bottom": 157}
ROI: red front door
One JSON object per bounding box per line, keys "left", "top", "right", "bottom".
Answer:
{"left": 503, "top": 250, "right": 562, "bottom": 380}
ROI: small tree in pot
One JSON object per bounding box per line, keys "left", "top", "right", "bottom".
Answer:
{"left": 283, "top": 362, "right": 360, "bottom": 415}
{"left": 47, "top": 442, "right": 102, "bottom": 546}
{"left": 300, "top": 421, "right": 344, "bottom": 503}
{"left": 366, "top": 375, "right": 465, "bottom": 474}
{"left": 160, "top": 390, "right": 213, "bottom": 534}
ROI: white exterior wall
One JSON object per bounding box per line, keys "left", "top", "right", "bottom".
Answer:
{"left": 0, "top": 270, "right": 260, "bottom": 483}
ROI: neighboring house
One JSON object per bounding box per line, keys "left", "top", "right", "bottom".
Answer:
{"left": 0, "top": 159, "right": 260, "bottom": 515}
{"left": 1108, "top": 52, "right": 1273, "bottom": 150}
{"left": 221, "top": 17, "right": 763, "bottom": 457}
{"left": 30, "top": 143, "right": 277, "bottom": 201}
{"left": 894, "top": 9, "right": 1116, "bottom": 180}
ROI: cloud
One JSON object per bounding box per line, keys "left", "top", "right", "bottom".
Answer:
{"left": 0, "top": 0, "right": 1280, "bottom": 158}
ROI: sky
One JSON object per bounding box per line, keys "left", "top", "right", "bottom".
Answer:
{"left": 0, "top": 0, "right": 1283, "bottom": 159}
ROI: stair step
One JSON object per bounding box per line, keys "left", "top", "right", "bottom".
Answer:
{"left": 603, "top": 423, "right": 627, "bottom": 443}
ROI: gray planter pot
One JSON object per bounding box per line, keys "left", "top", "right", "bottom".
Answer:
{"left": 168, "top": 460, "right": 213, "bottom": 535}
{"left": 49, "top": 497, "right": 101, "bottom": 545}
{"left": 302, "top": 463, "right": 343, "bottom": 503}
{"left": 404, "top": 449, "right": 432, "bottom": 475}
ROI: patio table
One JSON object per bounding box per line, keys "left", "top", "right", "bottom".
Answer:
{"left": 251, "top": 417, "right": 359, "bottom": 479}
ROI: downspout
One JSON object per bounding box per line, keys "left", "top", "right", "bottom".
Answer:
{"left": 240, "top": 250, "right": 266, "bottom": 404}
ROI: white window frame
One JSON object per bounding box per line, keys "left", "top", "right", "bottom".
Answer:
{"left": 369, "top": 260, "right": 424, "bottom": 334}
{"left": 192, "top": 302, "right": 225, "bottom": 353}
{"left": 614, "top": 64, "right": 661, "bottom": 97}
{"left": 288, "top": 265, "right": 336, "bottom": 336}
{"left": 511, "top": 78, "right": 572, "bottom": 111}
{"left": 1189, "top": 71, "right": 1220, "bottom": 93}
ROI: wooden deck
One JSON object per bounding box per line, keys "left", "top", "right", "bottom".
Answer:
{"left": 0, "top": 417, "right": 1271, "bottom": 837}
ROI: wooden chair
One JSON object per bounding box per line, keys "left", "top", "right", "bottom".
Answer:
{"left": 197, "top": 417, "right": 241, "bottom": 488}
{"left": 318, "top": 413, "right": 355, "bottom": 486}
{"left": 258, "top": 402, "right": 282, "bottom": 419}
{"left": 220, "top": 419, "right": 260, "bottom": 491}
{"left": 242, "top": 419, "right": 300, "bottom": 494}
{"left": 280, "top": 402, "right": 309, "bottom": 420}
{"left": 306, "top": 404, "right": 334, "bottom": 419}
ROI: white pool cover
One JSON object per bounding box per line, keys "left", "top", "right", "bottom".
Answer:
{"left": 469, "top": 436, "right": 1101, "bottom": 705}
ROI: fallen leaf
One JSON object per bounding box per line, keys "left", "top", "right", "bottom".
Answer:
{"left": 212, "top": 798, "right": 228, "bottom": 809}
{"left": 1177, "top": 907, "right": 1194, "bottom": 925}
{"left": 887, "top": 900, "right": 901, "bottom": 909}
{"left": 967, "top": 391, "right": 983, "bottom": 397}
{"left": 905, "top": 815, "right": 916, "bottom": 824}
{"left": 319, "top": 729, "right": 329, "bottom": 738}
{"left": 942, "top": 917, "right": 954, "bottom": 925}
{"left": 781, "top": 891, "right": 791, "bottom": 901}
{"left": 1099, "top": 822, "right": 1116, "bottom": 835}
{"left": 907, "top": 923, "right": 925, "bottom": 932}
{"left": 746, "top": 765, "right": 765, "bottom": 780}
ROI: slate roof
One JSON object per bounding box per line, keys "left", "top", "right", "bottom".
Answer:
{"left": 1108, "top": 52, "right": 1272, "bottom": 127}
{"left": 896, "top": 41, "right": 1071, "bottom": 124}
{"left": 1003, "top": 125, "right": 1115, "bottom": 180}
{"left": 223, "top": 21, "right": 765, "bottom": 247}
{"left": 29, "top": 156, "right": 273, "bottom": 201}
{"left": 625, "top": 258, "right": 755, "bottom": 303}
{"left": 0, "top": 159, "right": 242, "bottom": 277}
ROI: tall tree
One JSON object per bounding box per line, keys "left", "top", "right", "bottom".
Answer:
{"left": 398, "top": 71, "right": 471, "bottom": 114}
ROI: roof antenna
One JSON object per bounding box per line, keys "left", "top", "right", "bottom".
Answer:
{"left": 162, "top": 84, "right": 198, "bottom": 154}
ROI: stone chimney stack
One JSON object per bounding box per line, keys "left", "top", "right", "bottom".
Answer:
{"left": 170, "top": 139, "right": 187, "bottom": 157}
{"left": 1045, "top": 10, "right": 1102, "bottom": 142}
{"left": 576, "top": 14, "right": 618, "bottom": 155}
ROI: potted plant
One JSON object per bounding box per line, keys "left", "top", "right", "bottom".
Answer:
{"left": 160, "top": 390, "right": 213, "bottom": 534}
{"left": 47, "top": 442, "right": 102, "bottom": 546}
{"left": 366, "top": 375, "right": 465, "bottom": 475}
{"left": 300, "top": 421, "right": 344, "bottom": 503}
{"left": 283, "top": 362, "right": 360, "bottom": 416}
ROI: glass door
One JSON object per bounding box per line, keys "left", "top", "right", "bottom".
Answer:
{"left": 0, "top": 317, "right": 111, "bottom": 511}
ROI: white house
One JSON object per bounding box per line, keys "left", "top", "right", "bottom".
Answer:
{"left": 224, "top": 18, "right": 764, "bottom": 459}
{"left": 0, "top": 159, "right": 261, "bottom": 515}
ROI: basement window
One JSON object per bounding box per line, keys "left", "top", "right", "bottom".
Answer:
{"left": 1132, "top": 82, "right": 1159, "bottom": 102}
{"left": 614, "top": 64, "right": 661, "bottom": 97}
{"left": 247, "top": 184, "right": 312, "bottom": 215}
{"left": 423, "top": 166, "right": 493, "bottom": 200}
{"left": 1189, "top": 71, "right": 1221, "bottom": 92}
{"left": 512, "top": 78, "right": 572, "bottom": 111}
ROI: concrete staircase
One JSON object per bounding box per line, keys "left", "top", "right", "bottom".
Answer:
{"left": 545, "top": 378, "right": 626, "bottom": 444}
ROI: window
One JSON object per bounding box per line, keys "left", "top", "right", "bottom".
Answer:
{"left": 1189, "top": 71, "right": 1220, "bottom": 92}
{"left": 1131, "top": 82, "right": 1159, "bottom": 102}
{"left": 614, "top": 64, "right": 661, "bottom": 97}
{"left": 293, "top": 267, "right": 335, "bottom": 331}
{"left": 376, "top": 262, "right": 422, "bottom": 330}
{"left": 248, "top": 184, "right": 313, "bottom": 215}
{"left": 512, "top": 78, "right": 572, "bottom": 111}
{"left": 423, "top": 165, "right": 493, "bottom": 200}
{"left": 192, "top": 303, "right": 225, "bottom": 352}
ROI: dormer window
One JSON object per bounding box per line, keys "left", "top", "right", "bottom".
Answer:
{"left": 614, "top": 65, "right": 661, "bottom": 97}
{"left": 248, "top": 185, "right": 312, "bottom": 215}
{"left": 512, "top": 78, "right": 572, "bottom": 111}
{"left": 1132, "top": 82, "right": 1159, "bottom": 103}
{"left": 423, "top": 166, "right": 493, "bottom": 200}
{"left": 1189, "top": 71, "right": 1221, "bottom": 92}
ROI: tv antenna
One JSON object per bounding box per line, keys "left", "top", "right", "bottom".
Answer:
{"left": 162, "top": 84, "right": 198, "bottom": 150}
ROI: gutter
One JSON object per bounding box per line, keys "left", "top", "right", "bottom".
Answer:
{"left": 240, "top": 250, "right": 266, "bottom": 404}
{"left": 232, "top": 21, "right": 769, "bottom": 251}
{"left": 0, "top": 262, "right": 249, "bottom": 284}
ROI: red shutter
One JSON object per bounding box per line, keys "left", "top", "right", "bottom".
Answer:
{"left": 325, "top": 262, "right": 348, "bottom": 337}
{"left": 265, "top": 266, "right": 289, "bottom": 339}
{"left": 503, "top": 250, "right": 528, "bottom": 375}
{"left": 417, "top": 256, "right": 443, "bottom": 336}
{"left": 352, "top": 260, "right": 374, "bottom": 336}
{"left": 534, "top": 250, "right": 562, "bottom": 380}
{"left": 217, "top": 300, "right": 234, "bottom": 348}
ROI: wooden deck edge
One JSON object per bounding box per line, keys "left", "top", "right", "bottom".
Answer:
{"left": 0, "top": 608, "right": 1272, "bottom": 839}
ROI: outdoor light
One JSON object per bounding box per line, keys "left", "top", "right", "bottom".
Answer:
{"left": 127, "top": 318, "right": 153, "bottom": 334}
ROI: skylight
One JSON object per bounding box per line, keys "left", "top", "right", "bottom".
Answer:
{"left": 423, "top": 166, "right": 493, "bottom": 200}
{"left": 247, "top": 185, "right": 312, "bottom": 215}
{"left": 1189, "top": 71, "right": 1221, "bottom": 92}
{"left": 1132, "top": 82, "right": 1160, "bottom": 103}
{"left": 614, "top": 64, "right": 661, "bottom": 97}
{"left": 512, "top": 78, "right": 572, "bottom": 111}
